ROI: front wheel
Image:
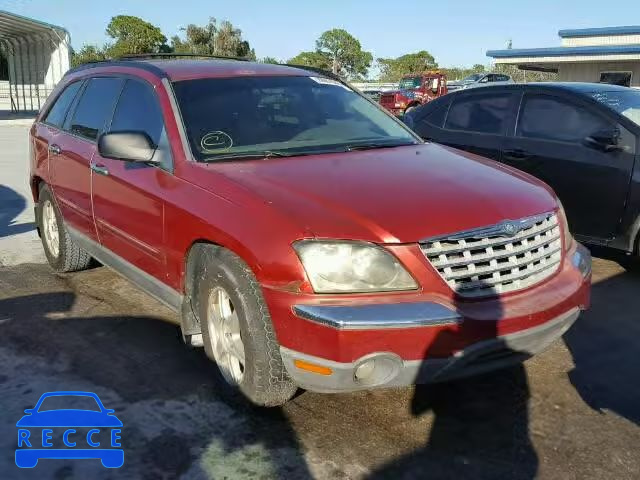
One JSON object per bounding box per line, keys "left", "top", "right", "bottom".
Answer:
{"left": 194, "top": 246, "right": 297, "bottom": 406}
{"left": 37, "top": 185, "right": 92, "bottom": 272}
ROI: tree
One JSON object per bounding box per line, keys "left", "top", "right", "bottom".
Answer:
{"left": 377, "top": 51, "right": 437, "bottom": 82}
{"left": 315, "top": 29, "right": 372, "bottom": 79}
{"left": 288, "top": 51, "right": 332, "bottom": 70}
{"left": 260, "top": 56, "right": 280, "bottom": 64}
{"left": 105, "top": 15, "right": 167, "bottom": 56}
{"left": 171, "top": 18, "right": 255, "bottom": 59}
{"left": 71, "top": 44, "right": 109, "bottom": 67}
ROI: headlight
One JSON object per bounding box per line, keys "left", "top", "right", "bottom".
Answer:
{"left": 293, "top": 240, "right": 418, "bottom": 293}
{"left": 557, "top": 201, "right": 574, "bottom": 251}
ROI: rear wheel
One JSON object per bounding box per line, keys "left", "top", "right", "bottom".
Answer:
{"left": 37, "top": 185, "right": 92, "bottom": 272}
{"left": 194, "top": 245, "right": 297, "bottom": 406}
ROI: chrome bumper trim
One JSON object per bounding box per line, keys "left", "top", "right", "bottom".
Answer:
{"left": 281, "top": 308, "right": 580, "bottom": 393}
{"left": 292, "top": 302, "right": 462, "bottom": 330}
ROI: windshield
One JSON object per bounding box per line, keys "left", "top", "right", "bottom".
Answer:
{"left": 398, "top": 76, "right": 422, "bottom": 90}
{"left": 590, "top": 90, "right": 640, "bottom": 127}
{"left": 37, "top": 395, "right": 101, "bottom": 412}
{"left": 173, "top": 76, "right": 418, "bottom": 162}
{"left": 462, "top": 73, "right": 483, "bottom": 83}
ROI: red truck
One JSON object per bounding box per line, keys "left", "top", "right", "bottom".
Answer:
{"left": 30, "top": 58, "right": 591, "bottom": 406}
{"left": 380, "top": 71, "right": 448, "bottom": 116}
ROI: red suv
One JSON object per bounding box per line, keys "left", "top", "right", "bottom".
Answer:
{"left": 30, "top": 58, "right": 591, "bottom": 406}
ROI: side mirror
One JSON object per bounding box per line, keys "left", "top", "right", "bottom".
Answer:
{"left": 583, "top": 128, "right": 621, "bottom": 152}
{"left": 98, "top": 131, "right": 157, "bottom": 163}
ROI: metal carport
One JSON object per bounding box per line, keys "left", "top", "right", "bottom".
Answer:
{"left": 0, "top": 10, "right": 70, "bottom": 112}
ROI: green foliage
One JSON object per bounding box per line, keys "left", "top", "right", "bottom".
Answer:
{"left": 377, "top": 51, "right": 438, "bottom": 82}
{"left": 288, "top": 51, "right": 332, "bottom": 70}
{"left": 106, "top": 15, "right": 167, "bottom": 56}
{"left": 71, "top": 44, "right": 109, "bottom": 67}
{"left": 314, "top": 29, "right": 372, "bottom": 79}
{"left": 260, "top": 56, "right": 281, "bottom": 64}
{"left": 171, "top": 18, "right": 255, "bottom": 59}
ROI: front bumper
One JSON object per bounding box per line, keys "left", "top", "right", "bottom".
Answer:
{"left": 265, "top": 242, "right": 591, "bottom": 390}
{"left": 281, "top": 307, "right": 579, "bottom": 392}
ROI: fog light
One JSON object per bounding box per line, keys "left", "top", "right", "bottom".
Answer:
{"left": 354, "top": 359, "right": 375, "bottom": 381}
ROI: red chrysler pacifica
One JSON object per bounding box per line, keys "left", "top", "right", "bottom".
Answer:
{"left": 29, "top": 58, "right": 591, "bottom": 406}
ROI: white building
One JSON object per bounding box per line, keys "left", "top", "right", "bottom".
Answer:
{"left": 0, "top": 10, "right": 71, "bottom": 112}
{"left": 487, "top": 26, "right": 640, "bottom": 87}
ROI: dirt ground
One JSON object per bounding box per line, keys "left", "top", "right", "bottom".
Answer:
{"left": 1, "top": 125, "right": 639, "bottom": 479}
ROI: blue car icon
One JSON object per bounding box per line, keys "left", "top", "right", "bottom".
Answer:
{"left": 16, "top": 391, "right": 123, "bottom": 468}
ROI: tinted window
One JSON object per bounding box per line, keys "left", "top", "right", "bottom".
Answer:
{"left": 173, "top": 76, "right": 417, "bottom": 162}
{"left": 517, "top": 95, "right": 609, "bottom": 143}
{"left": 445, "top": 92, "right": 513, "bottom": 134}
{"left": 44, "top": 81, "right": 82, "bottom": 128}
{"left": 110, "top": 79, "right": 164, "bottom": 145}
{"left": 599, "top": 71, "right": 632, "bottom": 87}
{"left": 414, "top": 101, "right": 449, "bottom": 129}
{"left": 69, "top": 77, "right": 123, "bottom": 140}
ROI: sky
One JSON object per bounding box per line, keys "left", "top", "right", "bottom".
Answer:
{"left": 3, "top": 0, "right": 640, "bottom": 68}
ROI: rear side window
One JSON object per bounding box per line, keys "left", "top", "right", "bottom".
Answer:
{"left": 43, "top": 81, "right": 82, "bottom": 128}
{"left": 69, "top": 77, "right": 123, "bottom": 141}
{"left": 445, "top": 92, "right": 513, "bottom": 134}
{"left": 110, "top": 79, "right": 164, "bottom": 145}
{"left": 517, "top": 95, "right": 609, "bottom": 143}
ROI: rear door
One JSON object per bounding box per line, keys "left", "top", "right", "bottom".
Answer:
{"left": 426, "top": 89, "right": 519, "bottom": 161}
{"left": 501, "top": 91, "right": 636, "bottom": 241}
{"left": 47, "top": 77, "right": 123, "bottom": 240}
{"left": 91, "top": 77, "right": 172, "bottom": 280}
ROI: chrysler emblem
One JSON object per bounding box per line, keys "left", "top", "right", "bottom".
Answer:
{"left": 501, "top": 222, "right": 518, "bottom": 236}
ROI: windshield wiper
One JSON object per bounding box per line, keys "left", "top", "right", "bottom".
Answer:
{"left": 202, "top": 151, "right": 291, "bottom": 162}
{"left": 345, "top": 142, "right": 414, "bottom": 152}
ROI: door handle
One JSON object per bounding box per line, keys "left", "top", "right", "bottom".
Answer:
{"left": 503, "top": 149, "right": 531, "bottom": 161}
{"left": 91, "top": 163, "right": 109, "bottom": 176}
{"left": 48, "top": 144, "right": 61, "bottom": 156}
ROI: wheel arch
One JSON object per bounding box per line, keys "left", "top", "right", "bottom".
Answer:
{"left": 179, "top": 238, "right": 262, "bottom": 338}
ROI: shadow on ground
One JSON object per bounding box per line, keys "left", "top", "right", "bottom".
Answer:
{"left": 370, "top": 283, "right": 538, "bottom": 480}
{"left": 0, "top": 288, "right": 311, "bottom": 479}
{"left": 0, "top": 184, "right": 35, "bottom": 238}
{"left": 564, "top": 256, "right": 640, "bottom": 426}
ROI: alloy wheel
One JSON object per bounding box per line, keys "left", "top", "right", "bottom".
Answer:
{"left": 207, "top": 286, "right": 246, "bottom": 385}
{"left": 42, "top": 200, "right": 60, "bottom": 258}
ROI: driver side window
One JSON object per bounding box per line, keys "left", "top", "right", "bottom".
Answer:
{"left": 517, "top": 95, "right": 609, "bottom": 144}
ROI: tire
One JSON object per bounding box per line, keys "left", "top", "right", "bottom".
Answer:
{"left": 404, "top": 105, "right": 417, "bottom": 115}
{"left": 37, "top": 184, "right": 92, "bottom": 272}
{"left": 194, "top": 245, "right": 297, "bottom": 406}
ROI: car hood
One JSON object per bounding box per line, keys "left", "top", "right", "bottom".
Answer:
{"left": 209, "top": 143, "right": 557, "bottom": 243}
{"left": 16, "top": 410, "right": 123, "bottom": 427}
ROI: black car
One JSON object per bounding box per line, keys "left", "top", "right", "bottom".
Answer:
{"left": 406, "top": 83, "right": 640, "bottom": 255}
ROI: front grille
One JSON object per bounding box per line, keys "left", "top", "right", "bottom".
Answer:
{"left": 380, "top": 94, "right": 395, "bottom": 105}
{"left": 420, "top": 213, "right": 562, "bottom": 297}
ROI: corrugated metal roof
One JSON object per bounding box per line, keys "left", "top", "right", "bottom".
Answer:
{"left": 487, "top": 44, "right": 640, "bottom": 59}
{"left": 0, "top": 9, "right": 68, "bottom": 41}
{"left": 559, "top": 26, "right": 640, "bottom": 38}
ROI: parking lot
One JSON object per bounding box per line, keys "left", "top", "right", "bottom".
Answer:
{"left": 1, "top": 124, "right": 639, "bottom": 479}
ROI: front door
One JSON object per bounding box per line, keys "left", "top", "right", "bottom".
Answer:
{"left": 91, "top": 77, "right": 172, "bottom": 280}
{"left": 501, "top": 92, "right": 636, "bottom": 241}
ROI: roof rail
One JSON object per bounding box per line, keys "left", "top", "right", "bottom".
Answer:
{"left": 117, "top": 53, "right": 249, "bottom": 62}
{"left": 64, "top": 59, "right": 168, "bottom": 78}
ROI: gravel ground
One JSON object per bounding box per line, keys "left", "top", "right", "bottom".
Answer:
{"left": 1, "top": 125, "right": 638, "bottom": 479}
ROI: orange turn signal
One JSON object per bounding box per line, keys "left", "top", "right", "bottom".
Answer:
{"left": 294, "top": 359, "right": 333, "bottom": 376}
